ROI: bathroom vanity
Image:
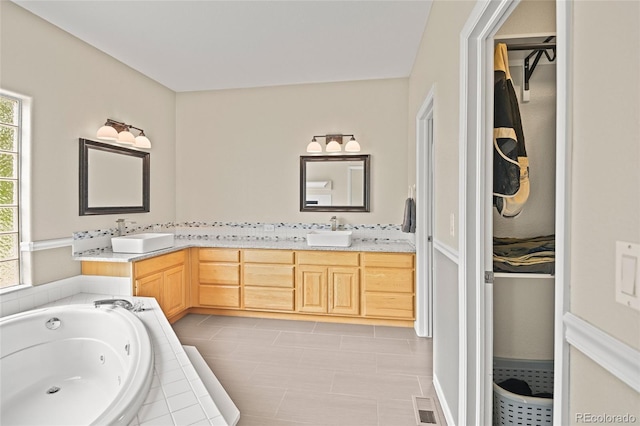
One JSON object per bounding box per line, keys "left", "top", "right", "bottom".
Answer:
{"left": 79, "top": 243, "right": 415, "bottom": 327}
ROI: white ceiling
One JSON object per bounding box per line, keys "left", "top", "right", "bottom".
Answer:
{"left": 13, "top": 1, "right": 432, "bottom": 92}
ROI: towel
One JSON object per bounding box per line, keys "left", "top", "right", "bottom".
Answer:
{"left": 402, "top": 198, "right": 416, "bottom": 233}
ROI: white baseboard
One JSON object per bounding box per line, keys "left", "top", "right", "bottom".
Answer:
{"left": 433, "top": 374, "right": 457, "bottom": 426}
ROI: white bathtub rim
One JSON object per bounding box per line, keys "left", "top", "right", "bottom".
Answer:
{"left": 90, "top": 305, "right": 154, "bottom": 426}
{"left": 0, "top": 304, "right": 154, "bottom": 426}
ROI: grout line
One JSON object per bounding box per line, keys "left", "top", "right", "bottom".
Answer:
{"left": 271, "top": 388, "right": 289, "bottom": 421}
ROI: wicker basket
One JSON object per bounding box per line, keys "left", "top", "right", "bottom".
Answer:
{"left": 493, "top": 358, "right": 554, "bottom": 426}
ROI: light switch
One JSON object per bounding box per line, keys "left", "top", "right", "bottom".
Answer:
{"left": 616, "top": 241, "right": 640, "bottom": 311}
{"left": 620, "top": 255, "right": 637, "bottom": 296}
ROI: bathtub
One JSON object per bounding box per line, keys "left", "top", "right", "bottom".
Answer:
{"left": 0, "top": 304, "right": 154, "bottom": 425}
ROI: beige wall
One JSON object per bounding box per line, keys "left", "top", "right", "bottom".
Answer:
{"left": 496, "top": 0, "right": 556, "bottom": 37}
{"left": 406, "top": 2, "right": 476, "bottom": 423}
{"left": 570, "top": 0, "right": 640, "bottom": 419}
{"left": 407, "top": 0, "right": 476, "bottom": 250}
{"left": 0, "top": 2, "right": 176, "bottom": 284}
{"left": 176, "top": 79, "right": 408, "bottom": 224}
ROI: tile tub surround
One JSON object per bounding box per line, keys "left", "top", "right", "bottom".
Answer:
{"left": 72, "top": 222, "right": 415, "bottom": 257}
{"left": 0, "top": 275, "right": 132, "bottom": 318}
{"left": 0, "top": 284, "right": 234, "bottom": 425}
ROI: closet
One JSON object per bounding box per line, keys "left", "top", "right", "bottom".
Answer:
{"left": 491, "top": 2, "right": 557, "bottom": 425}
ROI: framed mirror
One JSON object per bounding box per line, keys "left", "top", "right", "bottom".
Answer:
{"left": 79, "top": 138, "right": 150, "bottom": 215}
{"left": 300, "top": 155, "right": 370, "bottom": 212}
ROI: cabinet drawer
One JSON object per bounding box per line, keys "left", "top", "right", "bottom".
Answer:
{"left": 297, "top": 251, "right": 359, "bottom": 266}
{"left": 244, "top": 287, "right": 294, "bottom": 311}
{"left": 364, "top": 268, "right": 414, "bottom": 293}
{"left": 199, "top": 248, "right": 240, "bottom": 262}
{"left": 199, "top": 264, "right": 240, "bottom": 285}
{"left": 199, "top": 286, "right": 240, "bottom": 308}
{"left": 364, "top": 293, "right": 414, "bottom": 319}
{"left": 362, "top": 252, "right": 414, "bottom": 268}
{"left": 243, "top": 264, "right": 294, "bottom": 288}
{"left": 134, "top": 250, "right": 185, "bottom": 278}
{"left": 244, "top": 249, "right": 294, "bottom": 264}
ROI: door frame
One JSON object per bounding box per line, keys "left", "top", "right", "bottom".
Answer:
{"left": 459, "top": 0, "right": 572, "bottom": 424}
{"left": 415, "top": 85, "right": 436, "bottom": 338}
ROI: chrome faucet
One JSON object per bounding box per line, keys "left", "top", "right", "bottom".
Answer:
{"left": 330, "top": 216, "right": 338, "bottom": 231}
{"left": 94, "top": 299, "right": 134, "bottom": 309}
{"left": 115, "top": 218, "right": 136, "bottom": 236}
{"left": 94, "top": 299, "right": 145, "bottom": 312}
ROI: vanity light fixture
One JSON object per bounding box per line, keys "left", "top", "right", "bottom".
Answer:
{"left": 96, "top": 119, "right": 151, "bottom": 149}
{"left": 306, "top": 134, "right": 360, "bottom": 153}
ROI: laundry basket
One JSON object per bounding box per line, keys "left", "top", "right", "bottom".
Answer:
{"left": 493, "top": 357, "right": 554, "bottom": 426}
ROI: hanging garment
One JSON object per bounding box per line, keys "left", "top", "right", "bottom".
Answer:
{"left": 493, "top": 43, "right": 530, "bottom": 217}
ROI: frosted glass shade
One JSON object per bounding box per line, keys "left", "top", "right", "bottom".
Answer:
{"left": 96, "top": 125, "right": 118, "bottom": 141}
{"left": 326, "top": 140, "right": 342, "bottom": 152}
{"left": 134, "top": 135, "right": 151, "bottom": 149}
{"left": 306, "top": 141, "right": 322, "bottom": 153}
{"left": 117, "top": 130, "right": 136, "bottom": 144}
{"left": 345, "top": 138, "right": 361, "bottom": 152}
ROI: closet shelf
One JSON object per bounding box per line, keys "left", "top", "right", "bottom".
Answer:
{"left": 494, "top": 272, "right": 554, "bottom": 279}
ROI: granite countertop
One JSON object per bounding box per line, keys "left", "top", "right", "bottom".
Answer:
{"left": 73, "top": 237, "right": 416, "bottom": 263}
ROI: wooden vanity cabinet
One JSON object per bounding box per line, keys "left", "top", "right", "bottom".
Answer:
{"left": 193, "top": 248, "right": 241, "bottom": 308}
{"left": 83, "top": 246, "right": 415, "bottom": 325}
{"left": 296, "top": 251, "right": 360, "bottom": 316}
{"left": 243, "top": 249, "right": 295, "bottom": 311}
{"left": 362, "top": 252, "right": 415, "bottom": 320}
{"left": 133, "top": 249, "right": 188, "bottom": 321}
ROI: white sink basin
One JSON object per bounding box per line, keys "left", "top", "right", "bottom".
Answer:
{"left": 111, "top": 233, "right": 175, "bottom": 254}
{"left": 306, "top": 230, "right": 353, "bottom": 247}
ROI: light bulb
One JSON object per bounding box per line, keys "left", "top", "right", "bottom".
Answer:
{"left": 326, "top": 140, "right": 342, "bottom": 152}
{"left": 306, "top": 140, "right": 322, "bottom": 153}
{"left": 96, "top": 125, "right": 118, "bottom": 141}
{"left": 345, "top": 137, "right": 361, "bottom": 152}
{"left": 134, "top": 135, "right": 151, "bottom": 149}
{"left": 117, "top": 130, "right": 136, "bottom": 144}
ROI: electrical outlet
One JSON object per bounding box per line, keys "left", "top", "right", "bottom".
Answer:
{"left": 264, "top": 224, "right": 275, "bottom": 232}
{"left": 449, "top": 213, "right": 455, "bottom": 237}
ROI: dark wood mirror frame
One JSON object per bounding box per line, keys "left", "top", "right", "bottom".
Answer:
{"left": 79, "top": 138, "right": 150, "bottom": 215}
{"left": 300, "top": 154, "right": 370, "bottom": 212}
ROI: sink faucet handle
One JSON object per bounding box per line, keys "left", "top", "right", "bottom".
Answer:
{"left": 116, "top": 218, "right": 136, "bottom": 236}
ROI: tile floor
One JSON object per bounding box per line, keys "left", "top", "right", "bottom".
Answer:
{"left": 172, "top": 314, "right": 446, "bottom": 426}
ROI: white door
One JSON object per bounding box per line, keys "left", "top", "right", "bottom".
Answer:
{"left": 415, "top": 88, "right": 435, "bottom": 337}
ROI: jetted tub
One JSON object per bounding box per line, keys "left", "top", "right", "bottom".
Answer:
{"left": 0, "top": 304, "right": 154, "bottom": 425}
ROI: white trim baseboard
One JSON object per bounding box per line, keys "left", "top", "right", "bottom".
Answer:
{"left": 433, "top": 239, "right": 459, "bottom": 264}
{"left": 433, "top": 373, "right": 456, "bottom": 426}
{"left": 20, "top": 237, "right": 73, "bottom": 252}
{"left": 564, "top": 313, "right": 640, "bottom": 393}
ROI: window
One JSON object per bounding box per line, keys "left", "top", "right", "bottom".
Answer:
{"left": 0, "top": 94, "right": 20, "bottom": 289}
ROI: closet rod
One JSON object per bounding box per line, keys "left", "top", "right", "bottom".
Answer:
{"left": 506, "top": 42, "right": 556, "bottom": 51}
{"left": 505, "top": 38, "right": 556, "bottom": 92}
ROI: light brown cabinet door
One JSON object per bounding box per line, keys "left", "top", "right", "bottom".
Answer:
{"left": 199, "top": 264, "right": 240, "bottom": 285}
{"left": 135, "top": 272, "right": 163, "bottom": 306}
{"left": 163, "top": 264, "right": 187, "bottom": 318}
{"left": 244, "top": 288, "right": 295, "bottom": 311}
{"left": 199, "top": 286, "right": 240, "bottom": 308}
{"left": 363, "top": 293, "right": 414, "bottom": 319}
{"left": 362, "top": 252, "right": 415, "bottom": 320}
{"left": 296, "top": 266, "right": 328, "bottom": 313}
{"left": 328, "top": 267, "right": 359, "bottom": 316}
